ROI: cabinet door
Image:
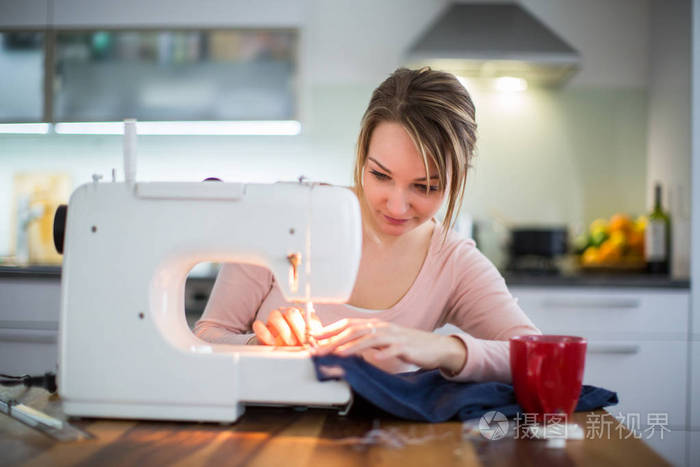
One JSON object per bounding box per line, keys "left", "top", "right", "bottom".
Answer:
{"left": 0, "top": 1, "right": 49, "bottom": 27}
{"left": 52, "top": 29, "right": 298, "bottom": 122}
{"left": 690, "top": 431, "right": 700, "bottom": 467}
{"left": 584, "top": 340, "right": 687, "bottom": 429}
{"left": 510, "top": 287, "right": 688, "bottom": 340}
{"left": 0, "top": 278, "right": 60, "bottom": 374}
{"left": 692, "top": 340, "right": 700, "bottom": 429}
{"left": 0, "top": 31, "right": 44, "bottom": 121}
{"left": 0, "top": 278, "right": 61, "bottom": 323}
{"left": 0, "top": 330, "right": 57, "bottom": 374}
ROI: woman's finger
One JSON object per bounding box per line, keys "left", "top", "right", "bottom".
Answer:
{"left": 315, "top": 322, "right": 379, "bottom": 355}
{"left": 312, "top": 318, "right": 355, "bottom": 339}
{"left": 372, "top": 343, "right": 404, "bottom": 360}
{"left": 282, "top": 307, "right": 308, "bottom": 345}
{"left": 334, "top": 332, "right": 389, "bottom": 357}
{"left": 309, "top": 311, "right": 323, "bottom": 335}
{"left": 268, "top": 309, "right": 298, "bottom": 346}
{"left": 252, "top": 320, "right": 276, "bottom": 346}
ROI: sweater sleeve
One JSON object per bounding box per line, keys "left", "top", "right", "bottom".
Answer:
{"left": 441, "top": 240, "right": 541, "bottom": 383}
{"left": 193, "top": 263, "right": 274, "bottom": 345}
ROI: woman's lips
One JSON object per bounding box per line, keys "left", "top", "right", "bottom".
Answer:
{"left": 383, "top": 214, "right": 409, "bottom": 225}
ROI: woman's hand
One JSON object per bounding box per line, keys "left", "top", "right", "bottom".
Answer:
{"left": 311, "top": 318, "right": 468, "bottom": 374}
{"left": 252, "top": 307, "right": 322, "bottom": 346}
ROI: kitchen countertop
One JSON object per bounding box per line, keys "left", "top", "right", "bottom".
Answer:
{"left": 502, "top": 271, "right": 690, "bottom": 289}
{"left": 1, "top": 265, "right": 690, "bottom": 289}
{"left": 0, "top": 265, "right": 62, "bottom": 279}
{"left": 1, "top": 386, "right": 668, "bottom": 467}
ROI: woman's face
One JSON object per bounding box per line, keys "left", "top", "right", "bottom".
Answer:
{"left": 362, "top": 121, "right": 446, "bottom": 237}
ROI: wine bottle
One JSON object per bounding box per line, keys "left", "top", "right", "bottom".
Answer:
{"left": 645, "top": 183, "right": 671, "bottom": 274}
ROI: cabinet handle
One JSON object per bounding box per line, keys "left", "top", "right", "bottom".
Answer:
{"left": 587, "top": 343, "right": 640, "bottom": 354}
{"left": 540, "top": 298, "right": 641, "bottom": 310}
{"left": 0, "top": 329, "right": 57, "bottom": 344}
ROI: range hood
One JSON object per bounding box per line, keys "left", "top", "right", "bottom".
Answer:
{"left": 405, "top": 3, "right": 580, "bottom": 86}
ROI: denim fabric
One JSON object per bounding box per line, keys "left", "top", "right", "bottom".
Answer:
{"left": 313, "top": 355, "right": 618, "bottom": 422}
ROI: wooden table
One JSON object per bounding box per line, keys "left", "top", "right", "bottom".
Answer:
{"left": 1, "top": 387, "right": 668, "bottom": 467}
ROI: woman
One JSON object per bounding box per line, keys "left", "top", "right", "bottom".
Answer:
{"left": 194, "top": 67, "right": 540, "bottom": 382}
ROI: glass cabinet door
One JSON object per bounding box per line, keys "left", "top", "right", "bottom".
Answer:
{"left": 53, "top": 29, "right": 298, "bottom": 122}
{"left": 0, "top": 31, "right": 44, "bottom": 122}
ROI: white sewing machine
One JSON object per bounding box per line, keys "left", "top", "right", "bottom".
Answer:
{"left": 54, "top": 178, "right": 362, "bottom": 423}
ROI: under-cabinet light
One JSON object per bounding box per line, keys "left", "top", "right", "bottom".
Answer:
{"left": 53, "top": 121, "right": 302, "bottom": 136}
{"left": 0, "top": 123, "right": 51, "bottom": 134}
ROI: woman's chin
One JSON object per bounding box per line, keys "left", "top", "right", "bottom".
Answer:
{"left": 378, "top": 221, "right": 413, "bottom": 236}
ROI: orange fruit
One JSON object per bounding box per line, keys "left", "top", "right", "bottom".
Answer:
{"left": 598, "top": 240, "right": 623, "bottom": 263}
{"left": 581, "top": 246, "right": 600, "bottom": 265}
{"left": 627, "top": 230, "right": 644, "bottom": 256}
{"left": 609, "top": 213, "right": 632, "bottom": 233}
{"left": 607, "top": 230, "right": 627, "bottom": 254}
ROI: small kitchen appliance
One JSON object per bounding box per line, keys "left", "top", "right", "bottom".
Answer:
{"left": 506, "top": 227, "right": 568, "bottom": 274}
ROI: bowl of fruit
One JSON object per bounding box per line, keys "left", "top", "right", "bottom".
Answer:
{"left": 574, "top": 214, "right": 647, "bottom": 271}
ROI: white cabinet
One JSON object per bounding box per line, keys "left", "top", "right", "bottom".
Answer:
{"left": 692, "top": 341, "right": 700, "bottom": 429}
{"left": 583, "top": 340, "right": 687, "bottom": 428}
{"left": 0, "top": 0, "right": 49, "bottom": 27}
{"left": 510, "top": 286, "right": 690, "bottom": 466}
{"left": 0, "top": 276, "right": 61, "bottom": 374}
{"left": 512, "top": 287, "right": 688, "bottom": 341}
{"left": 51, "top": 0, "right": 304, "bottom": 27}
{"left": 690, "top": 431, "right": 700, "bottom": 467}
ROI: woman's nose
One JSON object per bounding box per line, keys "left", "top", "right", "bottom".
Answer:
{"left": 386, "top": 188, "right": 409, "bottom": 215}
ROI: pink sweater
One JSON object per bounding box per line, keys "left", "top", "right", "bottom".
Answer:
{"left": 194, "top": 224, "right": 540, "bottom": 383}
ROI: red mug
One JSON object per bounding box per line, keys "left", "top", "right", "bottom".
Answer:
{"left": 510, "top": 335, "right": 587, "bottom": 423}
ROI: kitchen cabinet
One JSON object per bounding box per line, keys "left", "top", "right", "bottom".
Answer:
{"left": 0, "top": 274, "right": 60, "bottom": 374}
{"left": 0, "top": 31, "right": 45, "bottom": 122}
{"left": 0, "top": 269, "right": 215, "bottom": 374}
{"left": 511, "top": 287, "right": 688, "bottom": 340}
{"left": 690, "top": 431, "right": 700, "bottom": 467}
{"left": 0, "top": 0, "right": 49, "bottom": 28}
{"left": 0, "top": 28, "right": 299, "bottom": 124}
{"left": 50, "top": 0, "right": 303, "bottom": 28}
{"left": 509, "top": 285, "right": 690, "bottom": 466}
{"left": 510, "top": 286, "right": 689, "bottom": 424}
{"left": 52, "top": 29, "right": 298, "bottom": 123}
{"left": 692, "top": 341, "right": 700, "bottom": 429}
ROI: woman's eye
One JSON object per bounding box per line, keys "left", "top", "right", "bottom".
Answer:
{"left": 414, "top": 184, "right": 440, "bottom": 193}
{"left": 370, "top": 170, "right": 390, "bottom": 180}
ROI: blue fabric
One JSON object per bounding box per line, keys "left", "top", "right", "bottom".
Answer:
{"left": 313, "top": 355, "right": 618, "bottom": 422}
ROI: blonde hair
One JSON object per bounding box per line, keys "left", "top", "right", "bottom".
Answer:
{"left": 353, "top": 67, "right": 477, "bottom": 235}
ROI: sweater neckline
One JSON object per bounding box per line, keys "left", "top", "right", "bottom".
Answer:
{"left": 343, "top": 220, "right": 440, "bottom": 315}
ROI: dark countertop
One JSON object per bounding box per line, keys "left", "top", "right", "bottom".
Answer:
{"left": 0, "top": 265, "right": 690, "bottom": 289}
{"left": 0, "top": 265, "right": 61, "bottom": 279}
{"left": 503, "top": 271, "right": 690, "bottom": 289}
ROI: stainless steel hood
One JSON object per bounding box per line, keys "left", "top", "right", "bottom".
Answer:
{"left": 405, "top": 3, "right": 580, "bottom": 86}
